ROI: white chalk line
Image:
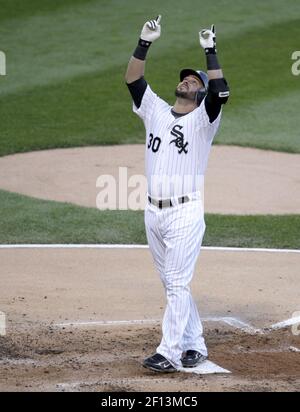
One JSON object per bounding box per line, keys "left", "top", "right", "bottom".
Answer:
{"left": 269, "top": 316, "right": 300, "bottom": 330}
{"left": 55, "top": 319, "right": 160, "bottom": 327}
{"left": 289, "top": 346, "right": 300, "bottom": 353}
{"left": 54, "top": 315, "right": 300, "bottom": 335}
{"left": 0, "top": 244, "right": 299, "bottom": 253}
{"left": 203, "top": 317, "right": 262, "bottom": 335}
{"left": 54, "top": 317, "right": 260, "bottom": 334}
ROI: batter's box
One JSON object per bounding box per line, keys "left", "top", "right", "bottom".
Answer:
{"left": 0, "top": 311, "right": 6, "bottom": 336}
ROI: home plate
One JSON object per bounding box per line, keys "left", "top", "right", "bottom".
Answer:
{"left": 178, "top": 360, "right": 231, "bottom": 374}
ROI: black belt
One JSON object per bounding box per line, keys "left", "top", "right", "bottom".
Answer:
{"left": 148, "top": 195, "right": 189, "bottom": 209}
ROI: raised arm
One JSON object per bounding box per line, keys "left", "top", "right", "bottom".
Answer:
{"left": 125, "top": 15, "right": 162, "bottom": 84}
{"left": 199, "top": 25, "right": 230, "bottom": 122}
{"left": 199, "top": 25, "right": 224, "bottom": 80}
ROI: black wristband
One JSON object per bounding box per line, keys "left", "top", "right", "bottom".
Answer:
{"left": 206, "top": 52, "right": 221, "bottom": 70}
{"left": 205, "top": 46, "right": 216, "bottom": 55}
{"left": 133, "top": 38, "right": 152, "bottom": 61}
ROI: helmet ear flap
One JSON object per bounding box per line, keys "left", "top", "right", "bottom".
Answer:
{"left": 196, "top": 88, "right": 207, "bottom": 106}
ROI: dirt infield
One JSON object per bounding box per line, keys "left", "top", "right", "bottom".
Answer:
{"left": 1, "top": 325, "right": 299, "bottom": 392}
{"left": 0, "top": 145, "right": 299, "bottom": 214}
{"left": 0, "top": 144, "right": 299, "bottom": 391}
{"left": 0, "top": 247, "right": 299, "bottom": 392}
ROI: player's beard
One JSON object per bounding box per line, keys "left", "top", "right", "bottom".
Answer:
{"left": 175, "top": 88, "right": 197, "bottom": 102}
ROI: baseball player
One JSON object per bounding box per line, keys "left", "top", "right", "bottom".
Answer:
{"left": 125, "top": 15, "right": 229, "bottom": 372}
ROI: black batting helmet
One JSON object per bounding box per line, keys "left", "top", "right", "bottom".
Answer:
{"left": 179, "top": 69, "right": 208, "bottom": 105}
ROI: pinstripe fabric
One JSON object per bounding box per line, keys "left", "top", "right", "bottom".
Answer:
{"left": 133, "top": 85, "right": 221, "bottom": 199}
{"left": 145, "top": 200, "right": 207, "bottom": 367}
{"left": 133, "top": 83, "right": 221, "bottom": 368}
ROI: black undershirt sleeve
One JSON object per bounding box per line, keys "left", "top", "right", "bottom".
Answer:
{"left": 204, "top": 93, "right": 222, "bottom": 124}
{"left": 126, "top": 77, "right": 148, "bottom": 109}
{"left": 204, "top": 78, "right": 230, "bottom": 123}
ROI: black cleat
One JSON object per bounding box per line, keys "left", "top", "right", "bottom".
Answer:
{"left": 143, "top": 353, "right": 177, "bottom": 373}
{"left": 181, "top": 350, "right": 207, "bottom": 368}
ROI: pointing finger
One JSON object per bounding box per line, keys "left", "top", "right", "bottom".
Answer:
{"left": 200, "top": 29, "right": 209, "bottom": 38}
{"left": 156, "top": 15, "right": 162, "bottom": 25}
{"left": 147, "top": 20, "right": 155, "bottom": 30}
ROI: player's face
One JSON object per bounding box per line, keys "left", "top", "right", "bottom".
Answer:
{"left": 175, "top": 76, "right": 203, "bottom": 101}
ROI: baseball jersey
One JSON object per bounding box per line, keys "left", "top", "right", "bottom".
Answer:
{"left": 132, "top": 84, "right": 221, "bottom": 199}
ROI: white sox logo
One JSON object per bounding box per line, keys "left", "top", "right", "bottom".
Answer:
{"left": 170, "top": 125, "right": 188, "bottom": 154}
{"left": 147, "top": 125, "right": 188, "bottom": 154}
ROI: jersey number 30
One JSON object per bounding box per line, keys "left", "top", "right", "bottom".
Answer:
{"left": 147, "top": 133, "right": 161, "bottom": 153}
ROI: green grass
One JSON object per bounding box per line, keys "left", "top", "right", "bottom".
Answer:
{"left": 204, "top": 214, "right": 300, "bottom": 250}
{"left": 0, "top": 0, "right": 89, "bottom": 22}
{"left": 0, "top": 190, "right": 299, "bottom": 248}
{"left": 0, "top": 0, "right": 300, "bottom": 155}
{"left": 0, "top": 189, "right": 146, "bottom": 244}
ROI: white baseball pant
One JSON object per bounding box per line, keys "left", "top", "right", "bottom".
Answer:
{"left": 144, "top": 192, "right": 208, "bottom": 368}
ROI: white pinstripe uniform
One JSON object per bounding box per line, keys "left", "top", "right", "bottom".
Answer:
{"left": 133, "top": 84, "right": 221, "bottom": 368}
